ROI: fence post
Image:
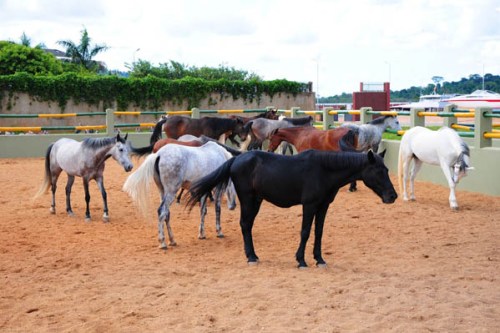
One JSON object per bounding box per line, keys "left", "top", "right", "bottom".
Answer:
{"left": 323, "top": 107, "right": 334, "bottom": 130}
{"left": 106, "top": 108, "right": 114, "bottom": 136}
{"left": 291, "top": 107, "right": 300, "bottom": 118}
{"left": 442, "top": 104, "right": 457, "bottom": 128}
{"left": 191, "top": 108, "right": 200, "bottom": 119}
{"left": 474, "top": 107, "right": 492, "bottom": 148}
{"left": 410, "top": 107, "right": 425, "bottom": 127}
{"left": 360, "top": 107, "right": 372, "bottom": 124}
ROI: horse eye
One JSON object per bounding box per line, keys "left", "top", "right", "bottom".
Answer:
{"left": 119, "top": 148, "right": 124, "bottom": 152}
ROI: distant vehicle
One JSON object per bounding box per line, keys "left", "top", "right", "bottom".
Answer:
{"left": 443, "top": 90, "right": 500, "bottom": 109}
{"left": 391, "top": 93, "right": 457, "bottom": 111}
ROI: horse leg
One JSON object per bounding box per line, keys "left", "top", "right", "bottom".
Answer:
{"left": 157, "top": 193, "right": 176, "bottom": 249}
{"left": 296, "top": 206, "right": 315, "bottom": 268}
{"left": 83, "top": 178, "right": 91, "bottom": 222}
{"left": 401, "top": 156, "right": 413, "bottom": 201}
{"left": 214, "top": 188, "right": 224, "bottom": 238}
{"left": 176, "top": 188, "right": 184, "bottom": 204}
{"left": 312, "top": 203, "right": 330, "bottom": 267}
{"left": 409, "top": 158, "right": 423, "bottom": 201}
{"left": 49, "top": 170, "right": 62, "bottom": 214}
{"left": 96, "top": 177, "right": 109, "bottom": 222}
{"left": 441, "top": 163, "right": 459, "bottom": 210}
{"left": 65, "top": 175, "right": 75, "bottom": 216}
{"left": 198, "top": 194, "right": 208, "bottom": 239}
{"left": 239, "top": 135, "right": 251, "bottom": 151}
{"left": 239, "top": 197, "right": 263, "bottom": 264}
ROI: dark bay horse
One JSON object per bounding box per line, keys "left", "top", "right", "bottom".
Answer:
{"left": 150, "top": 115, "right": 247, "bottom": 147}
{"left": 34, "top": 134, "right": 134, "bottom": 222}
{"left": 243, "top": 116, "right": 314, "bottom": 150}
{"left": 267, "top": 126, "right": 358, "bottom": 153}
{"left": 188, "top": 149, "right": 397, "bottom": 268}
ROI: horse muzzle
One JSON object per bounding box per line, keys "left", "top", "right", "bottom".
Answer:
{"left": 382, "top": 191, "right": 397, "bottom": 204}
{"left": 124, "top": 164, "right": 133, "bottom": 172}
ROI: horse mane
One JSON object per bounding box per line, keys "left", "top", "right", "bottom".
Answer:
{"left": 368, "top": 116, "right": 391, "bottom": 125}
{"left": 82, "top": 137, "right": 116, "bottom": 150}
{"left": 282, "top": 116, "right": 313, "bottom": 126}
{"left": 457, "top": 141, "right": 471, "bottom": 171}
{"left": 310, "top": 150, "right": 367, "bottom": 171}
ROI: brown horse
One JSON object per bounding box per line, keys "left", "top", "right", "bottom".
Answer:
{"left": 267, "top": 126, "right": 358, "bottom": 153}
{"left": 150, "top": 115, "right": 247, "bottom": 147}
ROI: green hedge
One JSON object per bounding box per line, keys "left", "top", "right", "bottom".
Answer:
{"left": 0, "top": 73, "right": 310, "bottom": 111}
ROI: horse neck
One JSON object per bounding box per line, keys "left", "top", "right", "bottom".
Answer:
{"left": 316, "top": 151, "right": 367, "bottom": 174}
{"left": 88, "top": 142, "right": 115, "bottom": 167}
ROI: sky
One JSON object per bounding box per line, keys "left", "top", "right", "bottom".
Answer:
{"left": 1, "top": 0, "right": 499, "bottom": 97}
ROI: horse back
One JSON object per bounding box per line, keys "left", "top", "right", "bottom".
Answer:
{"left": 153, "top": 138, "right": 203, "bottom": 153}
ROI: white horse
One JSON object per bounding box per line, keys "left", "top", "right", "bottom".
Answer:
{"left": 122, "top": 141, "right": 237, "bottom": 249}
{"left": 34, "top": 134, "right": 134, "bottom": 222}
{"left": 398, "top": 126, "right": 473, "bottom": 210}
{"left": 342, "top": 115, "right": 402, "bottom": 153}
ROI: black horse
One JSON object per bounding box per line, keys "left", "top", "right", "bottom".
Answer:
{"left": 188, "top": 149, "right": 397, "bottom": 268}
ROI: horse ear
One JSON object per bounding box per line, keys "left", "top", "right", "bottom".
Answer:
{"left": 378, "top": 149, "right": 386, "bottom": 158}
{"left": 116, "top": 132, "right": 121, "bottom": 141}
{"left": 367, "top": 150, "right": 376, "bottom": 163}
{"left": 124, "top": 133, "right": 128, "bottom": 141}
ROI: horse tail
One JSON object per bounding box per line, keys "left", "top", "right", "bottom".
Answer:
{"left": 243, "top": 121, "right": 253, "bottom": 135}
{"left": 339, "top": 129, "right": 359, "bottom": 152}
{"left": 150, "top": 117, "right": 168, "bottom": 144}
{"left": 187, "top": 157, "right": 236, "bottom": 211}
{"left": 34, "top": 143, "right": 54, "bottom": 200}
{"left": 122, "top": 153, "right": 159, "bottom": 216}
{"left": 129, "top": 142, "right": 154, "bottom": 157}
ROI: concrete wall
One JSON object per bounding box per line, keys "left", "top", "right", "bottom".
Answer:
{"left": 0, "top": 92, "right": 316, "bottom": 127}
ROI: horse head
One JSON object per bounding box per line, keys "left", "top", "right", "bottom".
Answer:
{"left": 361, "top": 150, "right": 397, "bottom": 204}
{"left": 112, "top": 133, "right": 133, "bottom": 172}
{"left": 265, "top": 108, "right": 279, "bottom": 120}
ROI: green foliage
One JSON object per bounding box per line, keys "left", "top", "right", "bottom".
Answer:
{"left": 57, "top": 28, "right": 109, "bottom": 73}
{"left": 0, "top": 41, "right": 63, "bottom": 75}
{"left": 130, "top": 60, "right": 261, "bottom": 81}
{"left": 0, "top": 73, "right": 309, "bottom": 111}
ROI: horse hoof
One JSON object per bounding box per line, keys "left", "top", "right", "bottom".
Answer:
{"left": 298, "top": 265, "right": 308, "bottom": 270}
{"left": 159, "top": 244, "right": 168, "bottom": 250}
{"left": 169, "top": 241, "right": 177, "bottom": 246}
{"left": 102, "top": 216, "right": 110, "bottom": 223}
{"left": 84, "top": 217, "right": 91, "bottom": 223}
{"left": 198, "top": 235, "right": 206, "bottom": 240}
{"left": 50, "top": 207, "right": 56, "bottom": 214}
{"left": 451, "top": 206, "right": 459, "bottom": 212}
{"left": 67, "top": 212, "right": 74, "bottom": 217}
{"left": 217, "top": 234, "right": 225, "bottom": 238}
{"left": 247, "top": 261, "right": 259, "bottom": 266}
{"left": 316, "top": 263, "right": 328, "bottom": 269}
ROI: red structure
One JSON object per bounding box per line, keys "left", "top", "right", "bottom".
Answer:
{"left": 352, "top": 82, "right": 390, "bottom": 120}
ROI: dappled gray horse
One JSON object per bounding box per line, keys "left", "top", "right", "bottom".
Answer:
{"left": 34, "top": 134, "right": 133, "bottom": 222}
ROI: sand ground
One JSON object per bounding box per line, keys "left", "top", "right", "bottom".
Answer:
{"left": 0, "top": 157, "right": 498, "bottom": 332}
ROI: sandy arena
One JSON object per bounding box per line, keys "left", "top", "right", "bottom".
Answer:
{"left": 0, "top": 157, "right": 498, "bottom": 332}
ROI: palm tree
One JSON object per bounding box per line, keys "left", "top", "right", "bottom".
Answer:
{"left": 19, "top": 32, "right": 46, "bottom": 49}
{"left": 57, "top": 27, "right": 108, "bottom": 71}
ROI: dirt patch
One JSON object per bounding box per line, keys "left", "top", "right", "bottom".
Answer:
{"left": 0, "top": 157, "right": 498, "bottom": 332}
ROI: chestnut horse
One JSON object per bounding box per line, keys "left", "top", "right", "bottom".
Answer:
{"left": 267, "top": 126, "right": 358, "bottom": 153}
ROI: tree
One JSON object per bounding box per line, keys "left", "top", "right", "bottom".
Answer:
{"left": 57, "top": 28, "right": 108, "bottom": 72}
{"left": 19, "top": 32, "right": 46, "bottom": 49}
{"left": 0, "top": 41, "right": 62, "bottom": 75}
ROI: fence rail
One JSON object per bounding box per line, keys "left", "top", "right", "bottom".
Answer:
{"left": 0, "top": 105, "right": 499, "bottom": 147}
